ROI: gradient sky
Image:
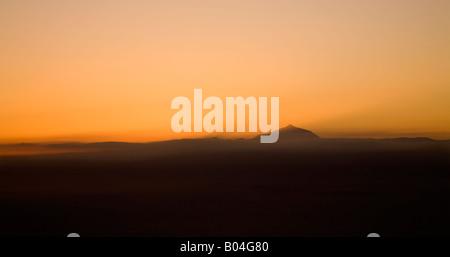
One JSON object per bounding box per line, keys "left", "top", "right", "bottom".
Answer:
{"left": 1, "top": 0, "right": 449, "bottom": 143}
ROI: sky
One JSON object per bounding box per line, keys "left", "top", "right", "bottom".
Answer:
{"left": 1, "top": 0, "right": 449, "bottom": 143}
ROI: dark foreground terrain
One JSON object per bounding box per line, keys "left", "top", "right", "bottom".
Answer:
{"left": 0, "top": 127, "right": 449, "bottom": 237}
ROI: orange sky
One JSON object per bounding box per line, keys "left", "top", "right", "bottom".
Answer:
{"left": 1, "top": 0, "right": 449, "bottom": 143}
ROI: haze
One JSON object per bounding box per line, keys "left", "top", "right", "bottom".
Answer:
{"left": 1, "top": 0, "right": 449, "bottom": 143}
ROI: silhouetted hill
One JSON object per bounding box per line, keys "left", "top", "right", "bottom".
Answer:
{"left": 278, "top": 124, "right": 320, "bottom": 139}
{"left": 1, "top": 127, "right": 449, "bottom": 158}
{"left": 252, "top": 124, "right": 319, "bottom": 142}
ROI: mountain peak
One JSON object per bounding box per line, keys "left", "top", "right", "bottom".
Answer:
{"left": 278, "top": 124, "right": 320, "bottom": 139}
{"left": 281, "top": 124, "right": 300, "bottom": 131}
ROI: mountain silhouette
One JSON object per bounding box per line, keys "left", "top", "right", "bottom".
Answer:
{"left": 278, "top": 124, "right": 320, "bottom": 139}
{"left": 253, "top": 124, "right": 319, "bottom": 142}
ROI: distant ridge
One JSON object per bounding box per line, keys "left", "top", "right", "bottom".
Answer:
{"left": 382, "top": 137, "right": 434, "bottom": 142}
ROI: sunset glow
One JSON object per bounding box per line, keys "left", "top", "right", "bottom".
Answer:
{"left": 1, "top": 0, "right": 449, "bottom": 143}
